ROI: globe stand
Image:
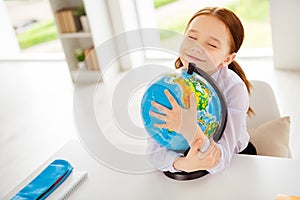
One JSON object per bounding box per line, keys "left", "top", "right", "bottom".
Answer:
{"left": 162, "top": 144, "right": 209, "bottom": 181}
{"left": 162, "top": 63, "right": 226, "bottom": 181}
{"left": 163, "top": 170, "right": 209, "bottom": 181}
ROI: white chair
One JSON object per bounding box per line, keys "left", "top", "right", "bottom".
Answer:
{"left": 247, "top": 80, "right": 281, "bottom": 129}
{"left": 247, "top": 80, "right": 292, "bottom": 158}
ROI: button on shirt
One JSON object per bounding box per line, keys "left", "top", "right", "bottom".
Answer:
{"left": 146, "top": 66, "right": 250, "bottom": 174}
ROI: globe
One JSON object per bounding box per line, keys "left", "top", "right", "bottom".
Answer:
{"left": 141, "top": 63, "right": 227, "bottom": 151}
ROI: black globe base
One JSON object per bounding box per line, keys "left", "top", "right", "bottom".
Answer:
{"left": 163, "top": 145, "right": 209, "bottom": 181}
{"left": 163, "top": 170, "right": 209, "bottom": 181}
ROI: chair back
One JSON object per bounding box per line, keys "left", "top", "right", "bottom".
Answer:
{"left": 247, "top": 80, "right": 280, "bottom": 128}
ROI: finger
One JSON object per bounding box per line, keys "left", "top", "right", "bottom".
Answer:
{"left": 198, "top": 139, "right": 216, "bottom": 159}
{"left": 164, "top": 89, "right": 178, "bottom": 109}
{"left": 151, "top": 101, "right": 169, "bottom": 113}
{"left": 205, "top": 144, "right": 220, "bottom": 162}
{"left": 207, "top": 145, "right": 220, "bottom": 166}
{"left": 149, "top": 111, "right": 166, "bottom": 121}
{"left": 199, "top": 146, "right": 219, "bottom": 168}
{"left": 154, "top": 122, "right": 168, "bottom": 130}
{"left": 214, "top": 147, "right": 221, "bottom": 164}
{"left": 190, "top": 138, "right": 203, "bottom": 153}
{"left": 209, "top": 144, "right": 219, "bottom": 158}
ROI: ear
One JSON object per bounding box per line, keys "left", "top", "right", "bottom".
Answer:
{"left": 221, "top": 52, "right": 236, "bottom": 67}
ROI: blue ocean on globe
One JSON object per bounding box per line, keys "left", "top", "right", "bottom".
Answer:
{"left": 141, "top": 70, "right": 222, "bottom": 151}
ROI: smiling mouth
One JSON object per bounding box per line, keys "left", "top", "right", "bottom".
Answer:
{"left": 185, "top": 54, "right": 206, "bottom": 62}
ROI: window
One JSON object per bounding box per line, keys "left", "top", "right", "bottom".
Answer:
{"left": 4, "top": 0, "right": 63, "bottom": 57}
{"left": 137, "top": 0, "right": 272, "bottom": 58}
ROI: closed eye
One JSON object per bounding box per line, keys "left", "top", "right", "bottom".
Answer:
{"left": 188, "top": 36, "right": 197, "bottom": 40}
{"left": 208, "top": 43, "right": 217, "bottom": 48}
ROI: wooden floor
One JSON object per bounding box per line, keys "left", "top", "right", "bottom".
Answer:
{"left": 0, "top": 57, "right": 299, "bottom": 198}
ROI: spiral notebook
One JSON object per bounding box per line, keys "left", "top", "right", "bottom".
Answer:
{"left": 47, "top": 169, "right": 88, "bottom": 200}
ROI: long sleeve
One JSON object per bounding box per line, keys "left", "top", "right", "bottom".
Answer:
{"left": 146, "top": 66, "right": 250, "bottom": 174}
{"left": 208, "top": 70, "right": 250, "bottom": 174}
{"left": 147, "top": 136, "right": 212, "bottom": 172}
{"left": 146, "top": 137, "right": 182, "bottom": 173}
{"left": 208, "top": 105, "right": 249, "bottom": 174}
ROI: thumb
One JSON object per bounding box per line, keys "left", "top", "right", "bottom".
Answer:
{"left": 190, "top": 138, "right": 203, "bottom": 153}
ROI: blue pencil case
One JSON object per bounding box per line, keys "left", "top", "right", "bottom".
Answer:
{"left": 11, "top": 159, "right": 73, "bottom": 200}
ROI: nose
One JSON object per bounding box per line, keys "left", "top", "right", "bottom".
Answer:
{"left": 191, "top": 46, "right": 204, "bottom": 54}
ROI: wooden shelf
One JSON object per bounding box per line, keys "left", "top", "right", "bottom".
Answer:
{"left": 60, "top": 32, "right": 92, "bottom": 39}
{"left": 49, "top": 0, "right": 103, "bottom": 83}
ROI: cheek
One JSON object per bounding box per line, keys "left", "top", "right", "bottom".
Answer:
{"left": 208, "top": 54, "right": 219, "bottom": 65}
{"left": 178, "top": 39, "right": 189, "bottom": 66}
{"left": 179, "top": 36, "right": 196, "bottom": 53}
{"left": 179, "top": 39, "right": 188, "bottom": 55}
{"left": 206, "top": 51, "right": 226, "bottom": 66}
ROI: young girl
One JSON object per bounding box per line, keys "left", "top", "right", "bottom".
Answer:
{"left": 147, "top": 7, "right": 257, "bottom": 174}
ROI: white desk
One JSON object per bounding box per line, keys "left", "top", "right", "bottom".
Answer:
{"left": 4, "top": 140, "right": 300, "bottom": 200}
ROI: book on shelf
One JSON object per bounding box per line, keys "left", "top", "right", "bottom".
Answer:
{"left": 55, "top": 8, "right": 83, "bottom": 33}
{"left": 84, "top": 47, "right": 100, "bottom": 71}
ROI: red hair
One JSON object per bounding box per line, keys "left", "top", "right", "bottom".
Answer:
{"left": 175, "top": 7, "right": 253, "bottom": 114}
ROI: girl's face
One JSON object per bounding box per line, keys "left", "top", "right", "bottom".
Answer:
{"left": 179, "top": 15, "right": 236, "bottom": 74}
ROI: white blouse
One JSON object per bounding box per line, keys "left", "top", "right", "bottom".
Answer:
{"left": 146, "top": 66, "right": 250, "bottom": 174}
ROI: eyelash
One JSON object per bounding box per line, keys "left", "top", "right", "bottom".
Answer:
{"left": 208, "top": 43, "right": 217, "bottom": 48}
{"left": 188, "top": 36, "right": 218, "bottom": 49}
{"left": 188, "top": 36, "right": 197, "bottom": 40}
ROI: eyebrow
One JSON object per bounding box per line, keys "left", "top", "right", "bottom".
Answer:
{"left": 209, "top": 36, "right": 222, "bottom": 44}
{"left": 187, "top": 29, "right": 222, "bottom": 44}
{"left": 187, "top": 29, "right": 198, "bottom": 33}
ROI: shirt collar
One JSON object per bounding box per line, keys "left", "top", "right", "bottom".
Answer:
{"left": 210, "top": 69, "right": 220, "bottom": 81}
{"left": 210, "top": 66, "right": 228, "bottom": 81}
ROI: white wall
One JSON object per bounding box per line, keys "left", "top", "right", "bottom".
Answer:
{"left": 0, "top": 0, "right": 20, "bottom": 57}
{"left": 270, "top": 0, "right": 300, "bottom": 70}
{"left": 106, "top": 0, "right": 152, "bottom": 70}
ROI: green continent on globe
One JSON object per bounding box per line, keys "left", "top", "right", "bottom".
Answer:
{"left": 173, "top": 74, "right": 210, "bottom": 111}
{"left": 173, "top": 74, "right": 218, "bottom": 137}
{"left": 141, "top": 69, "right": 224, "bottom": 151}
{"left": 198, "top": 114, "right": 219, "bottom": 137}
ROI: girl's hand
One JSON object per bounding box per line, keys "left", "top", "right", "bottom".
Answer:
{"left": 150, "top": 89, "right": 205, "bottom": 145}
{"left": 173, "top": 138, "right": 221, "bottom": 172}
